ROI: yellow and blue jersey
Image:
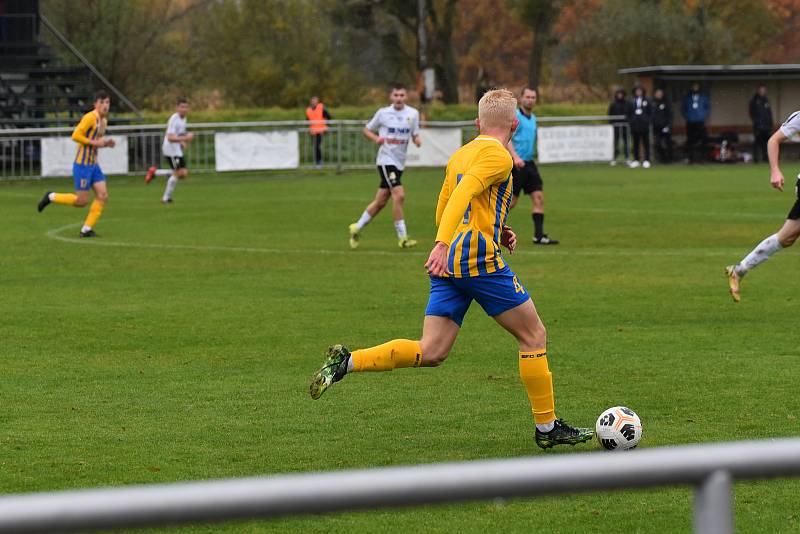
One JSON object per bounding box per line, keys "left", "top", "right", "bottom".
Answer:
{"left": 435, "top": 136, "right": 514, "bottom": 277}
{"left": 72, "top": 111, "right": 105, "bottom": 166}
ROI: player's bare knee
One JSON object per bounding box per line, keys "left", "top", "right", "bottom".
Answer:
{"left": 178, "top": 169, "right": 188, "bottom": 179}
{"left": 96, "top": 192, "right": 108, "bottom": 203}
{"left": 73, "top": 198, "right": 88, "bottom": 207}
{"left": 421, "top": 350, "right": 448, "bottom": 367}
{"left": 420, "top": 341, "right": 449, "bottom": 366}
{"left": 780, "top": 234, "right": 798, "bottom": 247}
{"left": 533, "top": 322, "right": 547, "bottom": 345}
{"left": 521, "top": 322, "right": 546, "bottom": 348}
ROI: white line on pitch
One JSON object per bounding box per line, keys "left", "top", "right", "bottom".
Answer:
{"left": 46, "top": 223, "right": 799, "bottom": 258}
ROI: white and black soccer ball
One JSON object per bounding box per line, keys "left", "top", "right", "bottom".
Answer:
{"left": 596, "top": 406, "right": 642, "bottom": 451}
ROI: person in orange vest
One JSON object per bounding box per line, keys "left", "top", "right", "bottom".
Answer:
{"left": 306, "top": 96, "right": 331, "bottom": 167}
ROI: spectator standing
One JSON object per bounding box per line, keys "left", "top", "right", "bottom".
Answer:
{"left": 305, "top": 96, "right": 331, "bottom": 167}
{"left": 627, "top": 85, "right": 652, "bottom": 168}
{"left": 749, "top": 85, "right": 774, "bottom": 163}
{"left": 608, "top": 88, "right": 631, "bottom": 166}
{"left": 652, "top": 88, "right": 673, "bottom": 164}
{"left": 682, "top": 82, "right": 710, "bottom": 163}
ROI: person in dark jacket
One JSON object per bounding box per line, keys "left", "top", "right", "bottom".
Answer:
{"left": 652, "top": 88, "right": 673, "bottom": 164}
{"left": 627, "top": 85, "right": 652, "bottom": 168}
{"left": 682, "top": 82, "right": 710, "bottom": 163}
{"left": 749, "top": 85, "right": 774, "bottom": 163}
{"left": 607, "top": 88, "right": 631, "bottom": 165}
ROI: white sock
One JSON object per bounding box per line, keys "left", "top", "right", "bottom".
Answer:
{"left": 81, "top": 224, "right": 91, "bottom": 233}
{"left": 394, "top": 219, "right": 407, "bottom": 239}
{"left": 355, "top": 210, "right": 372, "bottom": 230}
{"left": 346, "top": 356, "right": 354, "bottom": 373}
{"left": 155, "top": 169, "right": 172, "bottom": 176}
{"left": 536, "top": 421, "right": 555, "bottom": 433}
{"left": 736, "top": 234, "right": 783, "bottom": 277}
{"left": 163, "top": 175, "right": 178, "bottom": 201}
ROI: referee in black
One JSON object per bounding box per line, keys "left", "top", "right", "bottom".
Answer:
{"left": 507, "top": 87, "right": 558, "bottom": 245}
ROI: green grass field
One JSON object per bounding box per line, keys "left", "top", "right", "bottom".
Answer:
{"left": 1, "top": 162, "right": 799, "bottom": 533}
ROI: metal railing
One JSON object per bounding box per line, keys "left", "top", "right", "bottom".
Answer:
{"left": 0, "top": 116, "right": 626, "bottom": 180}
{"left": 0, "top": 438, "right": 798, "bottom": 533}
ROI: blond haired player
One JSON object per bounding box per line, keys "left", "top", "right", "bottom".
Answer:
{"left": 37, "top": 90, "right": 115, "bottom": 237}
{"left": 726, "top": 110, "right": 800, "bottom": 301}
{"left": 311, "top": 89, "right": 594, "bottom": 450}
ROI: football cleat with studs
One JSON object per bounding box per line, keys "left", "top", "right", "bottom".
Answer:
{"left": 309, "top": 344, "right": 350, "bottom": 400}
{"left": 398, "top": 237, "right": 418, "bottom": 248}
{"left": 37, "top": 191, "right": 53, "bottom": 212}
{"left": 533, "top": 234, "right": 559, "bottom": 245}
{"left": 144, "top": 166, "right": 157, "bottom": 184}
{"left": 725, "top": 265, "right": 741, "bottom": 303}
{"left": 349, "top": 223, "right": 360, "bottom": 249}
{"left": 535, "top": 419, "right": 594, "bottom": 449}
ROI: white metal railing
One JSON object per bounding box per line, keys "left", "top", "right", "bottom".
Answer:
{"left": 0, "top": 438, "right": 798, "bottom": 533}
{"left": 0, "top": 116, "right": 627, "bottom": 180}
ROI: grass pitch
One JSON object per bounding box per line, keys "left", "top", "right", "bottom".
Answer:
{"left": 1, "top": 162, "right": 799, "bottom": 533}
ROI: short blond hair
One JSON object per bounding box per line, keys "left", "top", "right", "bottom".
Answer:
{"left": 478, "top": 88, "right": 517, "bottom": 130}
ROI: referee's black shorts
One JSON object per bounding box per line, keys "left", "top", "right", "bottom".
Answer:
{"left": 511, "top": 160, "right": 543, "bottom": 196}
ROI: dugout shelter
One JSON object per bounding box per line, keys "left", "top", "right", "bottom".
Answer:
{"left": 618, "top": 64, "right": 800, "bottom": 137}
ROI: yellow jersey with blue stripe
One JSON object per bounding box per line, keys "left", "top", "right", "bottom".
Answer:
{"left": 434, "top": 136, "right": 514, "bottom": 277}
{"left": 72, "top": 111, "right": 106, "bottom": 166}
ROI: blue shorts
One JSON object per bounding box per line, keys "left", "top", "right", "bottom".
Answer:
{"left": 73, "top": 163, "right": 106, "bottom": 191}
{"left": 425, "top": 267, "right": 531, "bottom": 327}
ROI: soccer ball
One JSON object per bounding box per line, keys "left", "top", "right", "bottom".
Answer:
{"left": 596, "top": 406, "right": 642, "bottom": 451}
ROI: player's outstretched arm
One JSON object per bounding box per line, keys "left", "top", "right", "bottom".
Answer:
{"left": 767, "top": 130, "right": 787, "bottom": 191}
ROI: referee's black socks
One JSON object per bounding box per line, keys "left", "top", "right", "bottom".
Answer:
{"left": 532, "top": 213, "right": 544, "bottom": 238}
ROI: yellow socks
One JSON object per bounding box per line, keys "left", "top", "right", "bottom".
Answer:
{"left": 519, "top": 349, "right": 556, "bottom": 424}
{"left": 52, "top": 193, "right": 78, "bottom": 206}
{"left": 351, "top": 339, "right": 422, "bottom": 372}
{"left": 83, "top": 200, "right": 104, "bottom": 229}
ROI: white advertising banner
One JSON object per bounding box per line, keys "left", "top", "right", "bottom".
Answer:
{"left": 537, "top": 125, "right": 614, "bottom": 163}
{"left": 405, "top": 128, "right": 462, "bottom": 167}
{"left": 40, "top": 135, "right": 128, "bottom": 177}
{"left": 214, "top": 131, "right": 299, "bottom": 171}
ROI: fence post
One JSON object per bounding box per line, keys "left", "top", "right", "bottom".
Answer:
{"left": 694, "top": 470, "right": 733, "bottom": 534}
{"left": 336, "top": 120, "right": 343, "bottom": 174}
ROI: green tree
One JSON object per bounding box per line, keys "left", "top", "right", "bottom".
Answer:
{"left": 193, "top": 0, "right": 364, "bottom": 107}
{"left": 41, "top": 0, "right": 210, "bottom": 108}
{"left": 507, "top": 0, "right": 564, "bottom": 91}
{"left": 561, "top": 0, "right": 777, "bottom": 87}
{"left": 330, "top": 0, "right": 461, "bottom": 103}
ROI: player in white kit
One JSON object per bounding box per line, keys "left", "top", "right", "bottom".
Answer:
{"left": 726, "top": 110, "right": 800, "bottom": 301}
{"left": 144, "top": 97, "right": 193, "bottom": 203}
{"left": 349, "top": 83, "right": 421, "bottom": 249}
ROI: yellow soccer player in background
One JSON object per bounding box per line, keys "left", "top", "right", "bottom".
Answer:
{"left": 37, "top": 90, "right": 116, "bottom": 237}
{"left": 310, "top": 89, "right": 594, "bottom": 450}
